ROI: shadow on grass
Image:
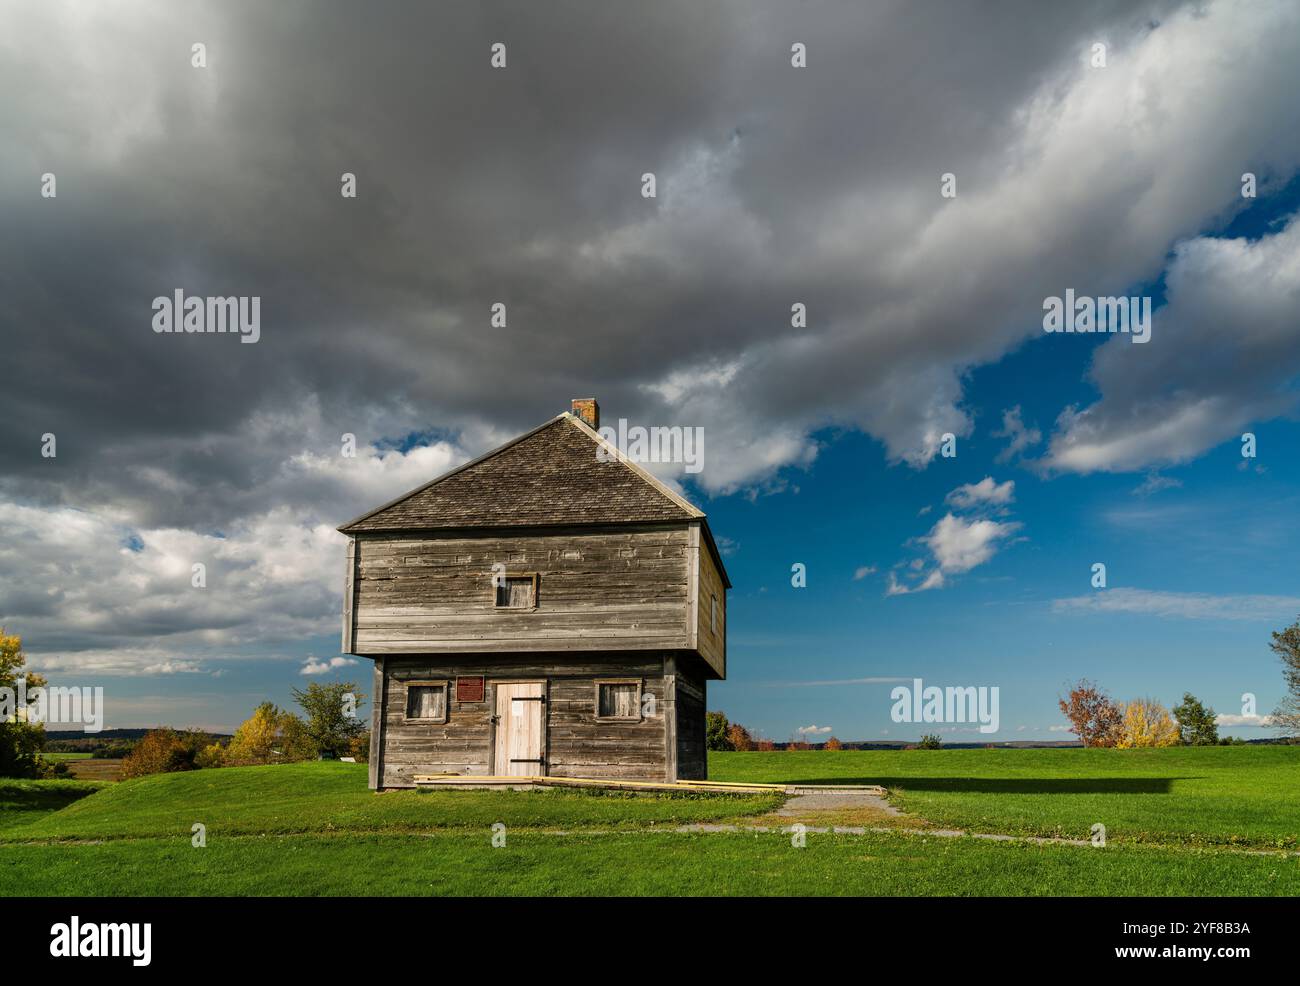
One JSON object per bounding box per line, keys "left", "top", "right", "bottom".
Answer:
{"left": 0, "top": 784, "right": 100, "bottom": 816}
{"left": 789, "top": 777, "right": 1190, "bottom": 794}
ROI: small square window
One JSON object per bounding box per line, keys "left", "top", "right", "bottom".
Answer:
{"left": 596, "top": 680, "right": 641, "bottom": 721}
{"left": 495, "top": 575, "right": 536, "bottom": 608}
{"left": 405, "top": 682, "right": 447, "bottom": 722}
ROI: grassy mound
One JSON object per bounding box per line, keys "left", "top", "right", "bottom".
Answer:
{"left": 1, "top": 761, "right": 780, "bottom": 842}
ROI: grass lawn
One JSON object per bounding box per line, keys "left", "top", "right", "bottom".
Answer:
{"left": 711, "top": 746, "right": 1300, "bottom": 849}
{"left": 39, "top": 752, "right": 92, "bottom": 761}
{"left": 3, "top": 748, "right": 1297, "bottom": 896}
{"left": 3, "top": 830, "right": 1295, "bottom": 896}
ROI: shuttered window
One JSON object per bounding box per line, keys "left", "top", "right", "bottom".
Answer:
{"left": 405, "top": 683, "right": 447, "bottom": 721}
{"left": 596, "top": 680, "right": 641, "bottom": 721}
{"left": 495, "top": 575, "right": 536, "bottom": 608}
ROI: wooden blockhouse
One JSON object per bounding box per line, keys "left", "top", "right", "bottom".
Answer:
{"left": 339, "top": 399, "right": 730, "bottom": 788}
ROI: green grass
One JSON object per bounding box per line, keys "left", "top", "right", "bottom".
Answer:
{"left": 3, "top": 830, "right": 1295, "bottom": 896}
{"left": 40, "top": 752, "right": 92, "bottom": 761}
{"left": 4, "top": 749, "right": 1297, "bottom": 896}
{"left": 709, "top": 746, "right": 1300, "bottom": 848}
{"left": 0, "top": 761, "right": 779, "bottom": 842}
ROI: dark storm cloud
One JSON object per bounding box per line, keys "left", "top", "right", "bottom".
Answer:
{"left": 3, "top": 0, "right": 1227, "bottom": 516}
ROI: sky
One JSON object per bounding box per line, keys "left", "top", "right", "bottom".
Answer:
{"left": 2, "top": 0, "right": 1299, "bottom": 739}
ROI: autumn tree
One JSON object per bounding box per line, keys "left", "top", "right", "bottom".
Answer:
{"left": 1058, "top": 679, "right": 1123, "bottom": 747}
{"left": 1269, "top": 616, "right": 1300, "bottom": 737}
{"left": 1172, "top": 693, "right": 1218, "bottom": 746}
{"left": 1116, "top": 698, "right": 1180, "bottom": 748}
{"left": 292, "top": 681, "right": 367, "bottom": 758}
{"left": 222, "top": 702, "right": 316, "bottom": 765}
{"left": 824, "top": 736, "right": 843, "bottom": 751}
{"left": 0, "top": 628, "right": 51, "bottom": 778}
{"left": 725, "top": 722, "right": 753, "bottom": 751}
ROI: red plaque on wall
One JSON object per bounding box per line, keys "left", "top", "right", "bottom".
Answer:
{"left": 456, "top": 676, "right": 485, "bottom": 703}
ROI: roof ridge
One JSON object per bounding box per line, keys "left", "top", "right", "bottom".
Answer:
{"left": 337, "top": 412, "right": 703, "bottom": 533}
{"left": 558, "top": 411, "right": 705, "bottom": 519}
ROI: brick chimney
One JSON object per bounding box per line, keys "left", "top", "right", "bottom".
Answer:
{"left": 570, "top": 398, "right": 599, "bottom": 430}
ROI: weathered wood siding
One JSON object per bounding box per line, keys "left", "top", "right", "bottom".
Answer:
{"left": 695, "top": 529, "right": 727, "bottom": 678}
{"left": 377, "top": 654, "right": 669, "bottom": 788}
{"left": 674, "top": 667, "right": 707, "bottom": 780}
{"left": 350, "top": 528, "right": 691, "bottom": 654}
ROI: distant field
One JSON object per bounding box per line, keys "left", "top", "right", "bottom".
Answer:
{"left": 2, "top": 750, "right": 1297, "bottom": 896}
{"left": 710, "top": 746, "right": 1300, "bottom": 849}
{"left": 61, "top": 759, "right": 124, "bottom": 782}
{"left": 40, "top": 752, "right": 92, "bottom": 762}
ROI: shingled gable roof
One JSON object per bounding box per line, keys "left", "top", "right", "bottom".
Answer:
{"left": 338, "top": 412, "right": 706, "bottom": 534}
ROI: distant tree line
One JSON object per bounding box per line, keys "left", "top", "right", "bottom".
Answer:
{"left": 120, "top": 682, "right": 370, "bottom": 779}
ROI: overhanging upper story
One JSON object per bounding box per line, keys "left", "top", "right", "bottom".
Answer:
{"left": 337, "top": 409, "right": 730, "bottom": 678}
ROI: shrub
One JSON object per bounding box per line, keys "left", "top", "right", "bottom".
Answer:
{"left": 824, "top": 736, "right": 843, "bottom": 751}
{"left": 120, "top": 728, "right": 206, "bottom": 779}
{"left": 195, "top": 742, "right": 228, "bottom": 769}
{"left": 346, "top": 733, "right": 371, "bottom": 763}
{"left": 918, "top": 734, "right": 942, "bottom": 750}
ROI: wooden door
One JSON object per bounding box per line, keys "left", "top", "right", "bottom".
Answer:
{"left": 494, "top": 682, "right": 545, "bottom": 776}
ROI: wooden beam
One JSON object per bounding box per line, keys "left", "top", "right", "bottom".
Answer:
{"left": 663, "top": 656, "right": 678, "bottom": 783}
{"left": 342, "top": 537, "right": 357, "bottom": 653}
{"left": 368, "top": 657, "right": 385, "bottom": 790}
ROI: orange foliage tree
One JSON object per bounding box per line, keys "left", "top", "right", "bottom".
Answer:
{"left": 1058, "top": 679, "right": 1123, "bottom": 747}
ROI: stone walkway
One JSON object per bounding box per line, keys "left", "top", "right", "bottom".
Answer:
{"left": 774, "top": 784, "right": 901, "bottom": 817}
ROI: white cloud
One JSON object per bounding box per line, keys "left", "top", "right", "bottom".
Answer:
{"left": 993, "top": 406, "right": 1042, "bottom": 464}
{"left": 924, "top": 514, "right": 1022, "bottom": 576}
{"left": 1043, "top": 213, "right": 1300, "bottom": 474}
{"left": 1053, "top": 589, "right": 1300, "bottom": 620}
{"left": 1133, "top": 473, "right": 1183, "bottom": 497}
{"left": 853, "top": 565, "right": 877, "bottom": 580}
{"left": 796, "top": 724, "right": 833, "bottom": 736}
{"left": 142, "top": 661, "right": 204, "bottom": 675}
{"left": 1214, "top": 713, "right": 1278, "bottom": 727}
{"left": 771, "top": 676, "right": 909, "bottom": 687}
{"left": 301, "top": 656, "right": 360, "bottom": 675}
{"left": 946, "top": 477, "right": 1015, "bottom": 510}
